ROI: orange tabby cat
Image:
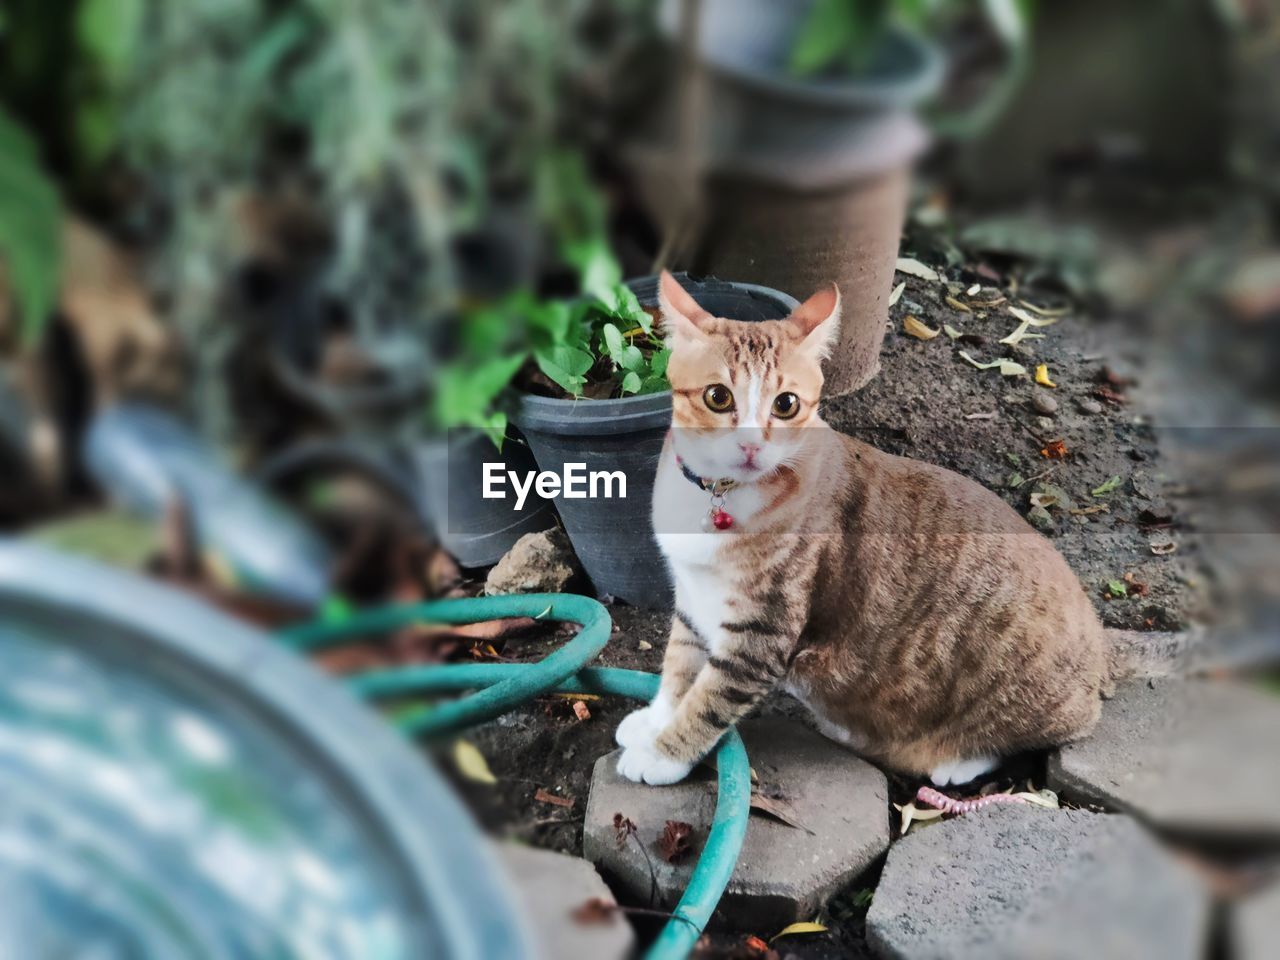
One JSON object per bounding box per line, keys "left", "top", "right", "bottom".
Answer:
{"left": 615, "top": 271, "right": 1113, "bottom": 786}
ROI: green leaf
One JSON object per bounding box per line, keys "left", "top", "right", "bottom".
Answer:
{"left": 615, "top": 284, "right": 650, "bottom": 329}
{"left": 788, "top": 0, "right": 858, "bottom": 76}
{"left": 0, "top": 109, "right": 62, "bottom": 345}
{"left": 650, "top": 348, "right": 671, "bottom": 378}
{"left": 534, "top": 345, "right": 593, "bottom": 396}
{"left": 1107, "top": 579, "right": 1127, "bottom": 598}
{"left": 637, "top": 375, "right": 669, "bottom": 395}
{"left": 576, "top": 242, "right": 623, "bottom": 310}
{"left": 618, "top": 344, "right": 644, "bottom": 371}
{"left": 76, "top": 0, "right": 144, "bottom": 81}
{"left": 432, "top": 353, "right": 526, "bottom": 429}
{"left": 602, "top": 322, "right": 625, "bottom": 359}
{"left": 1090, "top": 475, "right": 1123, "bottom": 497}
{"left": 620, "top": 371, "right": 642, "bottom": 394}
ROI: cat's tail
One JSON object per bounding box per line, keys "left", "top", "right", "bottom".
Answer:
{"left": 1102, "top": 627, "right": 1198, "bottom": 692}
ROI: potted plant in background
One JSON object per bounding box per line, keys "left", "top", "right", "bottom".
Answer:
{"left": 636, "top": 0, "right": 1029, "bottom": 396}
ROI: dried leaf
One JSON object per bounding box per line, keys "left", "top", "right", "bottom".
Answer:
{"left": 888, "top": 281, "right": 906, "bottom": 306}
{"left": 999, "top": 321, "right": 1046, "bottom": 345}
{"left": 944, "top": 323, "right": 962, "bottom": 339}
{"left": 638, "top": 639, "right": 653, "bottom": 651}
{"left": 903, "top": 315, "right": 940, "bottom": 340}
{"left": 895, "top": 257, "right": 940, "bottom": 281}
{"left": 772, "top": 921, "right": 828, "bottom": 941}
{"left": 453, "top": 740, "right": 497, "bottom": 785}
{"left": 1150, "top": 540, "right": 1178, "bottom": 555}
{"left": 750, "top": 793, "right": 815, "bottom": 834}
{"left": 894, "top": 801, "right": 945, "bottom": 835}
{"left": 1008, "top": 305, "right": 1062, "bottom": 327}
{"left": 572, "top": 700, "right": 592, "bottom": 721}
{"left": 613, "top": 812, "right": 637, "bottom": 847}
{"left": 534, "top": 788, "right": 574, "bottom": 808}
{"left": 658, "top": 820, "right": 694, "bottom": 863}
{"left": 1091, "top": 475, "right": 1123, "bottom": 497}
{"left": 1016, "top": 299, "right": 1070, "bottom": 318}
{"left": 945, "top": 296, "right": 972, "bottom": 313}
{"left": 1035, "top": 364, "right": 1057, "bottom": 388}
{"left": 958, "top": 350, "right": 1026, "bottom": 376}
{"left": 1040, "top": 439, "right": 1068, "bottom": 459}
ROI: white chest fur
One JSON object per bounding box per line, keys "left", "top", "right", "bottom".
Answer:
{"left": 652, "top": 452, "right": 768, "bottom": 651}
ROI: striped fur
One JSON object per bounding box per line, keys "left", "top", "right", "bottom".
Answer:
{"left": 615, "top": 272, "right": 1111, "bottom": 786}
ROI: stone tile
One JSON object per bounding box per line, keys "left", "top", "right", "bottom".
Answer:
{"left": 497, "top": 843, "right": 634, "bottom": 960}
{"left": 1230, "top": 881, "right": 1280, "bottom": 960}
{"left": 866, "top": 805, "right": 1209, "bottom": 960}
{"left": 1048, "top": 679, "right": 1280, "bottom": 842}
{"left": 583, "top": 717, "right": 889, "bottom": 931}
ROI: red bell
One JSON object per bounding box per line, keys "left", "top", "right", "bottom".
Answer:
{"left": 711, "top": 508, "right": 734, "bottom": 530}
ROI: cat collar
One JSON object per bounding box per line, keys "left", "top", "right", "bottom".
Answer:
{"left": 675, "top": 455, "right": 737, "bottom": 531}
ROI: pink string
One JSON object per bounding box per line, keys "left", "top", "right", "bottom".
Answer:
{"left": 916, "top": 786, "right": 1030, "bottom": 815}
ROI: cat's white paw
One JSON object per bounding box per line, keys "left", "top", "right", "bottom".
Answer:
{"left": 929, "top": 755, "right": 999, "bottom": 787}
{"left": 616, "top": 742, "right": 694, "bottom": 786}
{"left": 615, "top": 695, "right": 674, "bottom": 750}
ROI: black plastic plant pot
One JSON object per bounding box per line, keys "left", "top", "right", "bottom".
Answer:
{"left": 0, "top": 541, "right": 534, "bottom": 959}
{"left": 512, "top": 275, "right": 798, "bottom": 609}
{"left": 413, "top": 428, "right": 557, "bottom": 568}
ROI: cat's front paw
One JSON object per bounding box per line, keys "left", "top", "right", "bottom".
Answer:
{"left": 616, "top": 742, "right": 693, "bottom": 786}
{"left": 615, "top": 695, "right": 674, "bottom": 750}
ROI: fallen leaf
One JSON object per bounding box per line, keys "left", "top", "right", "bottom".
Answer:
{"left": 534, "top": 788, "right": 574, "bottom": 808}
{"left": 613, "top": 812, "right": 637, "bottom": 847}
{"left": 750, "top": 793, "right": 815, "bottom": 834}
{"left": 453, "top": 740, "right": 497, "bottom": 785}
{"left": 945, "top": 296, "right": 972, "bottom": 312}
{"left": 1008, "top": 305, "right": 1062, "bottom": 327}
{"left": 572, "top": 700, "right": 592, "bottom": 721}
{"left": 772, "top": 921, "right": 828, "bottom": 941}
{"left": 1035, "top": 364, "right": 1056, "bottom": 388}
{"left": 903, "top": 315, "right": 939, "bottom": 340}
{"left": 1090, "top": 475, "right": 1123, "bottom": 497}
{"left": 572, "top": 897, "right": 619, "bottom": 925}
{"left": 999, "top": 321, "right": 1046, "bottom": 345}
{"left": 851, "top": 888, "right": 875, "bottom": 908}
{"left": 1070, "top": 504, "right": 1110, "bottom": 516}
{"left": 1106, "top": 579, "right": 1128, "bottom": 598}
{"left": 1150, "top": 540, "right": 1178, "bottom": 555}
{"left": 894, "top": 801, "right": 945, "bottom": 835}
{"left": 658, "top": 820, "right": 695, "bottom": 863}
{"left": 959, "top": 350, "right": 1026, "bottom": 376}
{"left": 895, "top": 257, "right": 940, "bottom": 281}
{"left": 944, "top": 323, "right": 962, "bottom": 339}
{"left": 1016, "top": 299, "right": 1070, "bottom": 318}
{"left": 1040, "top": 439, "right": 1068, "bottom": 459}
{"left": 888, "top": 281, "right": 906, "bottom": 306}
{"left": 638, "top": 639, "right": 653, "bottom": 651}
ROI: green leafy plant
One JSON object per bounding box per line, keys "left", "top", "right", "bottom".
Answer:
{"left": 0, "top": 108, "right": 61, "bottom": 345}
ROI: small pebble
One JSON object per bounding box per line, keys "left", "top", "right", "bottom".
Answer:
{"left": 1036, "top": 416, "right": 1055, "bottom": 432}
{"left": 1078, "top": 398, "right": 1103, "bottom": 415}
{"left": 1032, "top": 392, "right": 1058, "bottom": 416}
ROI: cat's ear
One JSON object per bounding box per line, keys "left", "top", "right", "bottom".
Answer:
{"left": 791, "top": 283, "right": 841, "bottom": 359}
{"left": 658, "top": 270, "right": 713, "bottom": 343}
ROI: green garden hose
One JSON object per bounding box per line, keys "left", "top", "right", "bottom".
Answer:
{"left": 278, "top": 595, "right": 751, "bottom": 960}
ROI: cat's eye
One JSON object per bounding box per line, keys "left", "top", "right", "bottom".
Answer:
{"left": 703, "top": 383, "right": 735, "bottom": 413}
{"left": 772, "top": 392, "right": 800, "bottom": 419}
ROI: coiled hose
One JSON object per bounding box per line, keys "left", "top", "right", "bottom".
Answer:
{"left": 278, "top": 593, "right": 750, "bottom": 960}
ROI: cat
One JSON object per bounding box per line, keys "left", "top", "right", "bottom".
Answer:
{"left": 614, "top": 271, "right": 1114, "bottom": 787}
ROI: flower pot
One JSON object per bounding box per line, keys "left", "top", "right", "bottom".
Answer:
{"left": 512, "top": 274, "right": 797, "bottom": 609}
{"left": 413, "top": 428, "right": 558, "bottom": 568}
{"left": 641, "top": 0, "right": 940, "bottom": 396}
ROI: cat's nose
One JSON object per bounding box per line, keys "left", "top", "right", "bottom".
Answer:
{"left": 738, "top": 442, "right": 761, "bottom": 460}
